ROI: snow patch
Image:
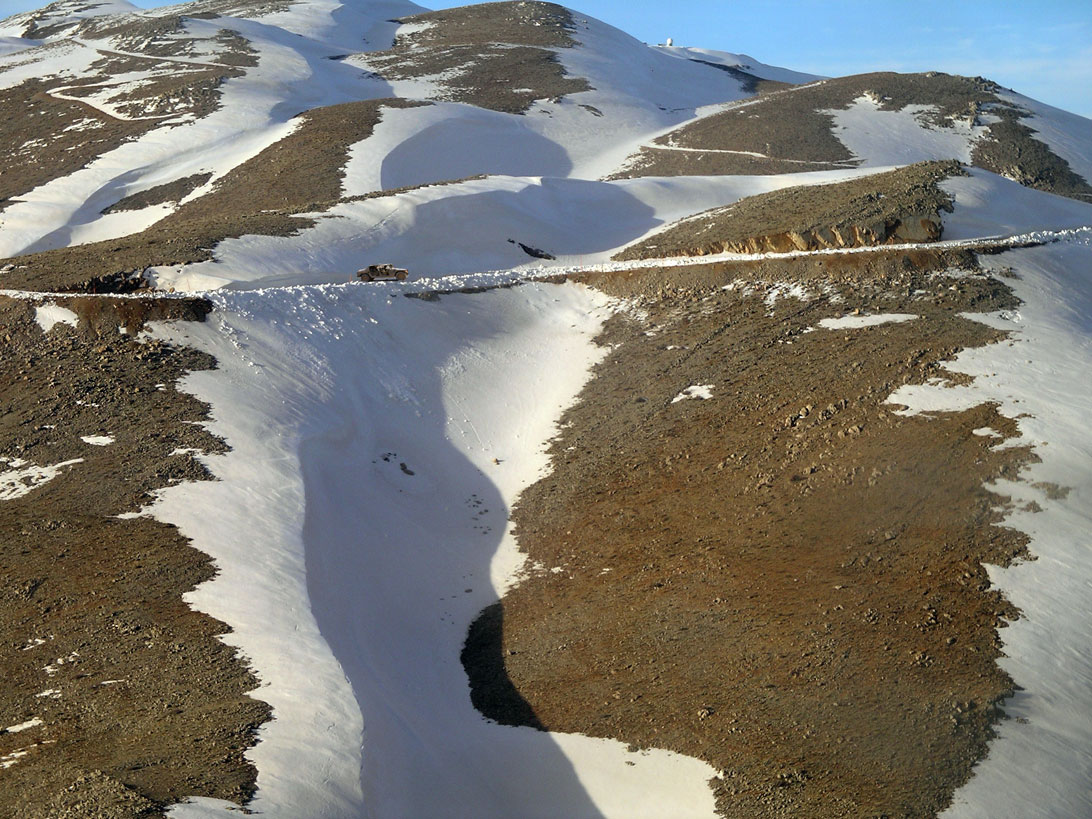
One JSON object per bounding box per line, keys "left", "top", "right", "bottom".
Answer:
{"left": 655, "top": 45, "right": 822, "bottom": 86}
{"left": 764, "top": 281, "right": 811, "bottom": 308}
{"left": 819, "top": 313, "right": 918, "bottom": 330}
{"left": 672, "top": 384, "right": 714, "bottom": 403}
{"left": 0, "top": 749, "right": 30, "bottom": 769}
{"left": 42, "top": 652, "right": 79, "bottom": 677}
{"left": 4, "top": 718, "right": 42, "bottom": 734}
{"left": 34, "top": 303, "right": 79, "bottom": 332}
{"left": 81, "top": 435, "right": 115, "bottom": 446}
{"left": 942, "top": 167, "right": 1092, "bottom": 240}
{"left": 0, "top": 457, "right": 84, "bottom": 501}
{"left": 827, "top": 95, "right": 986, "bottom": 166}
{"left": 0, "top": 36, "right": 36, "bottom": 58}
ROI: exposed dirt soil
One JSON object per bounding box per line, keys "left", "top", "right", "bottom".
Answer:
{"left": 465, "top": 248, "right": 1034, "bottom": 817}
{"left": 615, "top": 161, "right": 963, "bottom": 261}
{"left": 661, "top": 82, "right": 855, "bottom": 163}
{"left": 0, "top": 98, "right": 424, "bottom": 293}
{"left": 360, "top": 1, "right": 591, "bottom": 114}
{"left": 403, "top": 1, "right": 580, "bottom": 48}
{"left": 0, "top": 294, "right": 268, "bottom": 818}
{"left": 102, "top": 173, "right": 214, "bottom": 215}
{"left": 612, "top": 71, "right": 1092, "bottom": 201}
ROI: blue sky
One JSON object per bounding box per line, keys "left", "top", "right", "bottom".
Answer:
{"left": 2, "top": 0, "right": 1090, "bottom": 116}
{"left": 516, "top": 0, "right": 1092, "bottom": 117}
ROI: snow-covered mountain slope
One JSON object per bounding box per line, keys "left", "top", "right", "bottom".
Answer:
{"left": 153, "top": 280, "right": 720, "bottom": 819}
{"left": 611, "top": 71, "right": 1092, "bottom": 200}
{"left": 655, "top": 44, "right": 823, "bottom": 87}
{"left": 4, "top": 0, "right": 1084, "bottom": 292}
{"left": 153, "top": 168, "right": 894, "bottom": 290}
{"left": 0, "top": 0, "right": 760, "bottom": 270}
{"left": 149, "top": 224, "right": 1092, "bottom": 819}
{"left": 2, "top": 2, "right": 1092, "bottom": 818}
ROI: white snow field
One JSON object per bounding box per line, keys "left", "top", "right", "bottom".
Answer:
{"left": 156, "top": 280, "right": 718, "bottom": 818}
{"left": 147, "top": 163, "right": 1092, "bottom": 292}
{"left": 827, "top": 95, "right": 987, "bottom": 166}
{"left": 155, "top": 166, "right": 891, "bottom": 291}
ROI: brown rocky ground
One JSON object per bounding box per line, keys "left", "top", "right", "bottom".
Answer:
{"left": 360, "top": 1, "right": 591, "bottom": 114}
{"left": 0, "top": 24, "right": 258, "bottom": 215}
{"left": 0, "top": 78, "right": 155, "bottom": 214}
{"left": 102, "top": 174, "right": 214, "bottom": 215}
{"left": 0, "top": 294, "right": 267, "bottom": 817}
{"left": 615, "top": 160, "right": 963, "bottom": 261}
{"left": 465, "top": 247, "right": 1034, "bottom": 817}
{"left": 611, "top": 71, "right": 1092, "bottom": 202}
